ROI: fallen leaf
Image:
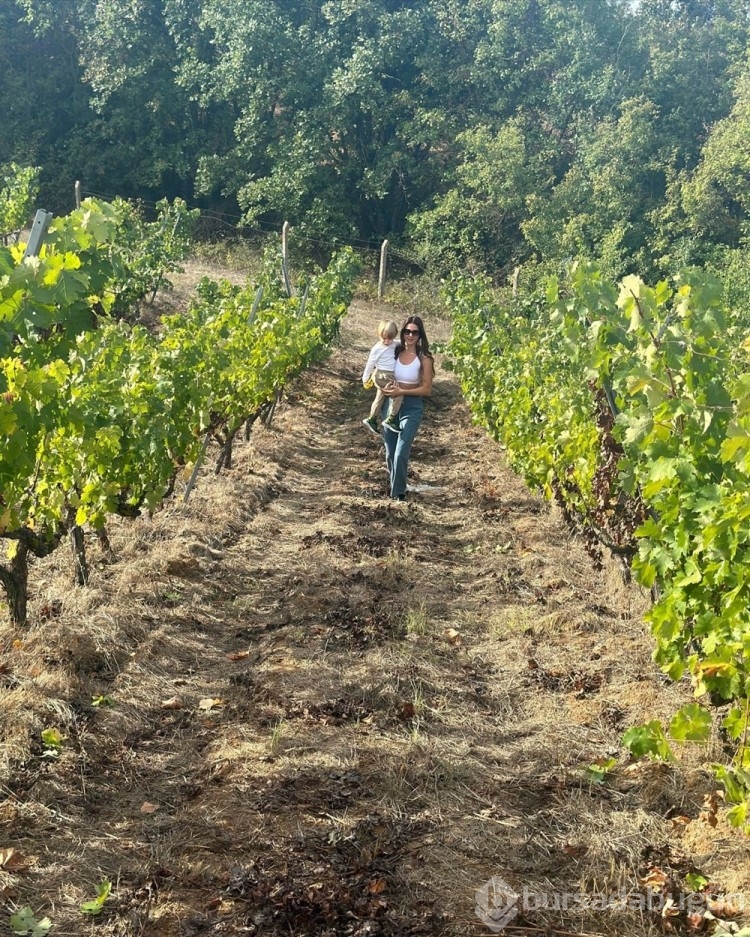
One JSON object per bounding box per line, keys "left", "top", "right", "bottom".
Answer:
{"left": 368, "top": 879, "right": 386, "bottom": 894}
{"left": 198, "top": 698, "right": 223, "bottom": 710}
{"left": 700, "top": 792, "right": 719, "bottom": 828}
{"left": 640, "top": 867, "right": 669, "bottom": 889}
{"left": 707, "top": 897, "right": 742, "bottom": 916}
{"left": 0, "top": 848, "right": 29, "bottom": 872}
{"left": 398, "top": 702, "right": 416, "bottom": 720}
{"left": 140, "top": 802, "right": 158, "bottom": 814}
{"left": 226, "top": 650, "right": 250, "bottom": 661}
{"left": 562, "top": 844, "right": 587, "bottom": 858}
{"left": 661, "top": 897, "right": 681, "bottom": 919}
{"left": 210, "top": 761, "right": 232, "bottom": 780}
{"left": 670, "top": 815, "right": 691, "bottom": 830}
{"left": 161, "top": 696, "right": 183, "bottom": 710}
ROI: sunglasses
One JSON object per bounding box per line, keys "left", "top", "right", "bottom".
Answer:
{"left": 403, "top": 328, "right": 420, "bottom": 336}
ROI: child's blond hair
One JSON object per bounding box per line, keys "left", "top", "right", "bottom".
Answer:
{"left": 379, "top": 320, "right": 398, "bottom": 340}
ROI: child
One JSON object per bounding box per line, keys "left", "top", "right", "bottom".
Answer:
{"left": 361, "top": 320, "right": 403, "bottom": 435}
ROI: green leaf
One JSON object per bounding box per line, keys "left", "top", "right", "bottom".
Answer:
{"left": 720, "top": 429, "right": 750, "bottom": 463}
{"left": 723, "top": 707, "right": 747, "bottom": 741}
{"left": 9, "top": 908, "right": 52, "bottom": 936}
{"left": 622, "top": 721, "right": 674, "bottom": 760}
{"left": 726, "top": 800, "right": 749, "bottom": 829}
{"left": 669, "top": 704, "right": 712, "bottom": 742}
{"left": 41, "top": 727, "right": 65, "bottom": 750}
{"left": 684, "top": 872, "right": 708, "bottom": 891}
{"left": 80, "top": 879, "right": 112, "bottom": 916}
{"left": 583, "top": 756, "right": 617, "bottom": 784}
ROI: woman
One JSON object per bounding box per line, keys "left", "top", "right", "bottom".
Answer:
{"left": 380, "top": 315, "right": 434, "bottom": 501}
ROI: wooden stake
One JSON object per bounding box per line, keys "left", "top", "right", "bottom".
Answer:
{"left": 183, "top": 429, "right": 212, "bottom": 503}
{"left": 281, "top": 221, "right": 293, "bottom": 297}
{"left": 378, "top": 239, "right": 389, "bottom": 300}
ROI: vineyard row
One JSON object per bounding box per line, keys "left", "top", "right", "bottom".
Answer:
{"left": 0, "top": 198, "right": 360, "bottom": 626}
{"left": 443, "top": 264, "right": 750, "bottom": 831}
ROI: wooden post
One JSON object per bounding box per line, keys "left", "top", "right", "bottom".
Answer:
{"left": 183, "top": 429, "right": 213, "bottom": 503}
{"left": 75, "top": 180, "right": 81, "bottom": 210}
{"left": 281, "top": 221, "right": 293, "bottom": 297}
{"left": 22, "top": 209, "right": 53, "bottom": 260}
{"left": 248, "top": 286, "right": 264, "bottom": 325}
{"left": 378, "top": 239, "right": 388, "bottom": 300}
{"left": 297, "top": 283, "right": 309, "bottom": 318}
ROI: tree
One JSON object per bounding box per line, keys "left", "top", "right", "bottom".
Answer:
{"left": 181, "top": 0, "right": 455, "bottom": 239}
{"left": 408, "top": 120, "right": 544, "bottom": 274}
{"left": 14, "top": 0, "right": 234, "bottom": 208}
{"left": 522, "top": 98, "right": 668, "bottom": 278}
{"left": 0, "top": 2, "right": 92, "bottom": 213}
{"left": 633, "top": 0, "right": 750, "bottom": 164}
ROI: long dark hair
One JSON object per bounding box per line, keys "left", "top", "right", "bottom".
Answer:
{"left": 395, "top": 315, "right": 433, "bottom": 361}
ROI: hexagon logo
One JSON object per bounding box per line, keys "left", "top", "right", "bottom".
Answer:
{"left": 475, "top": 875, "right": 520, "bottom": 932}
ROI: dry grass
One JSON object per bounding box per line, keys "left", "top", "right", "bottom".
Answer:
{"left": 0, "top": 282, "right": 748, "bottom": 936}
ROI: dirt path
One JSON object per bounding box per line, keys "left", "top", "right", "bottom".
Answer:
{"left": 1, "top": 298, "right": 749, "bottom": 937}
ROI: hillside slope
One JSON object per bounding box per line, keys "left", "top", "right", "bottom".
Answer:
{"left": 1, "top": 296, "right": 748, "bottom": 937}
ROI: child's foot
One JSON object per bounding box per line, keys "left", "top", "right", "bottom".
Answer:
{"left": 383, "top": 414, "right": 401, "bottom": 433}
{"left": 362, "top": 416, "right": 379, "bottom": 435}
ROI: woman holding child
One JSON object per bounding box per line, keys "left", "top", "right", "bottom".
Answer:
{"left": 380, "top": 316, "right": 434, "bottom": 502}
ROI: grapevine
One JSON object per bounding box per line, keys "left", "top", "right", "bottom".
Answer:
{"left": 443, "top": 263, "right": 750, "bottom": 830}
{"left": 0, "top": 199, "right": 360, "bottom": 626}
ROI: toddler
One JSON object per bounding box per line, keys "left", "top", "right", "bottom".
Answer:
{"left": 361, "top": 320, "right": 403, "bottom": 435}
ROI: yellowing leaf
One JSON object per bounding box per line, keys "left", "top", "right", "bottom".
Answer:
{"left": 441, "top": 628, "right": 462, "bottom": 646}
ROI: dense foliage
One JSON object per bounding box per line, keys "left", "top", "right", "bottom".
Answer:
{"left": 1, "top": 0, "right": 749, "bottom": 291}
{"left": 443, "top": 264, "right": 750, "bottom": 829}
{"left": 0, "top": 198, "right": 360, "bottom": 625}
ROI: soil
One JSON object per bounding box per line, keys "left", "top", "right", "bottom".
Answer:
{"left": 1, "top": 278, "right": 749, "bottom": 937}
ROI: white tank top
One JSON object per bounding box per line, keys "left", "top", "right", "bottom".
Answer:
{"left": 394, "top": 355, "right": 421, "bottom": 385}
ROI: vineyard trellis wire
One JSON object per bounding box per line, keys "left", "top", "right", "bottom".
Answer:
{"left": 77, "top": 183, "right": 428, "bottom": 289}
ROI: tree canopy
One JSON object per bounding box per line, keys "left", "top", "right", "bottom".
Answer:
{"left": 4, "top": 0, "right": 750, "bottom": 283}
